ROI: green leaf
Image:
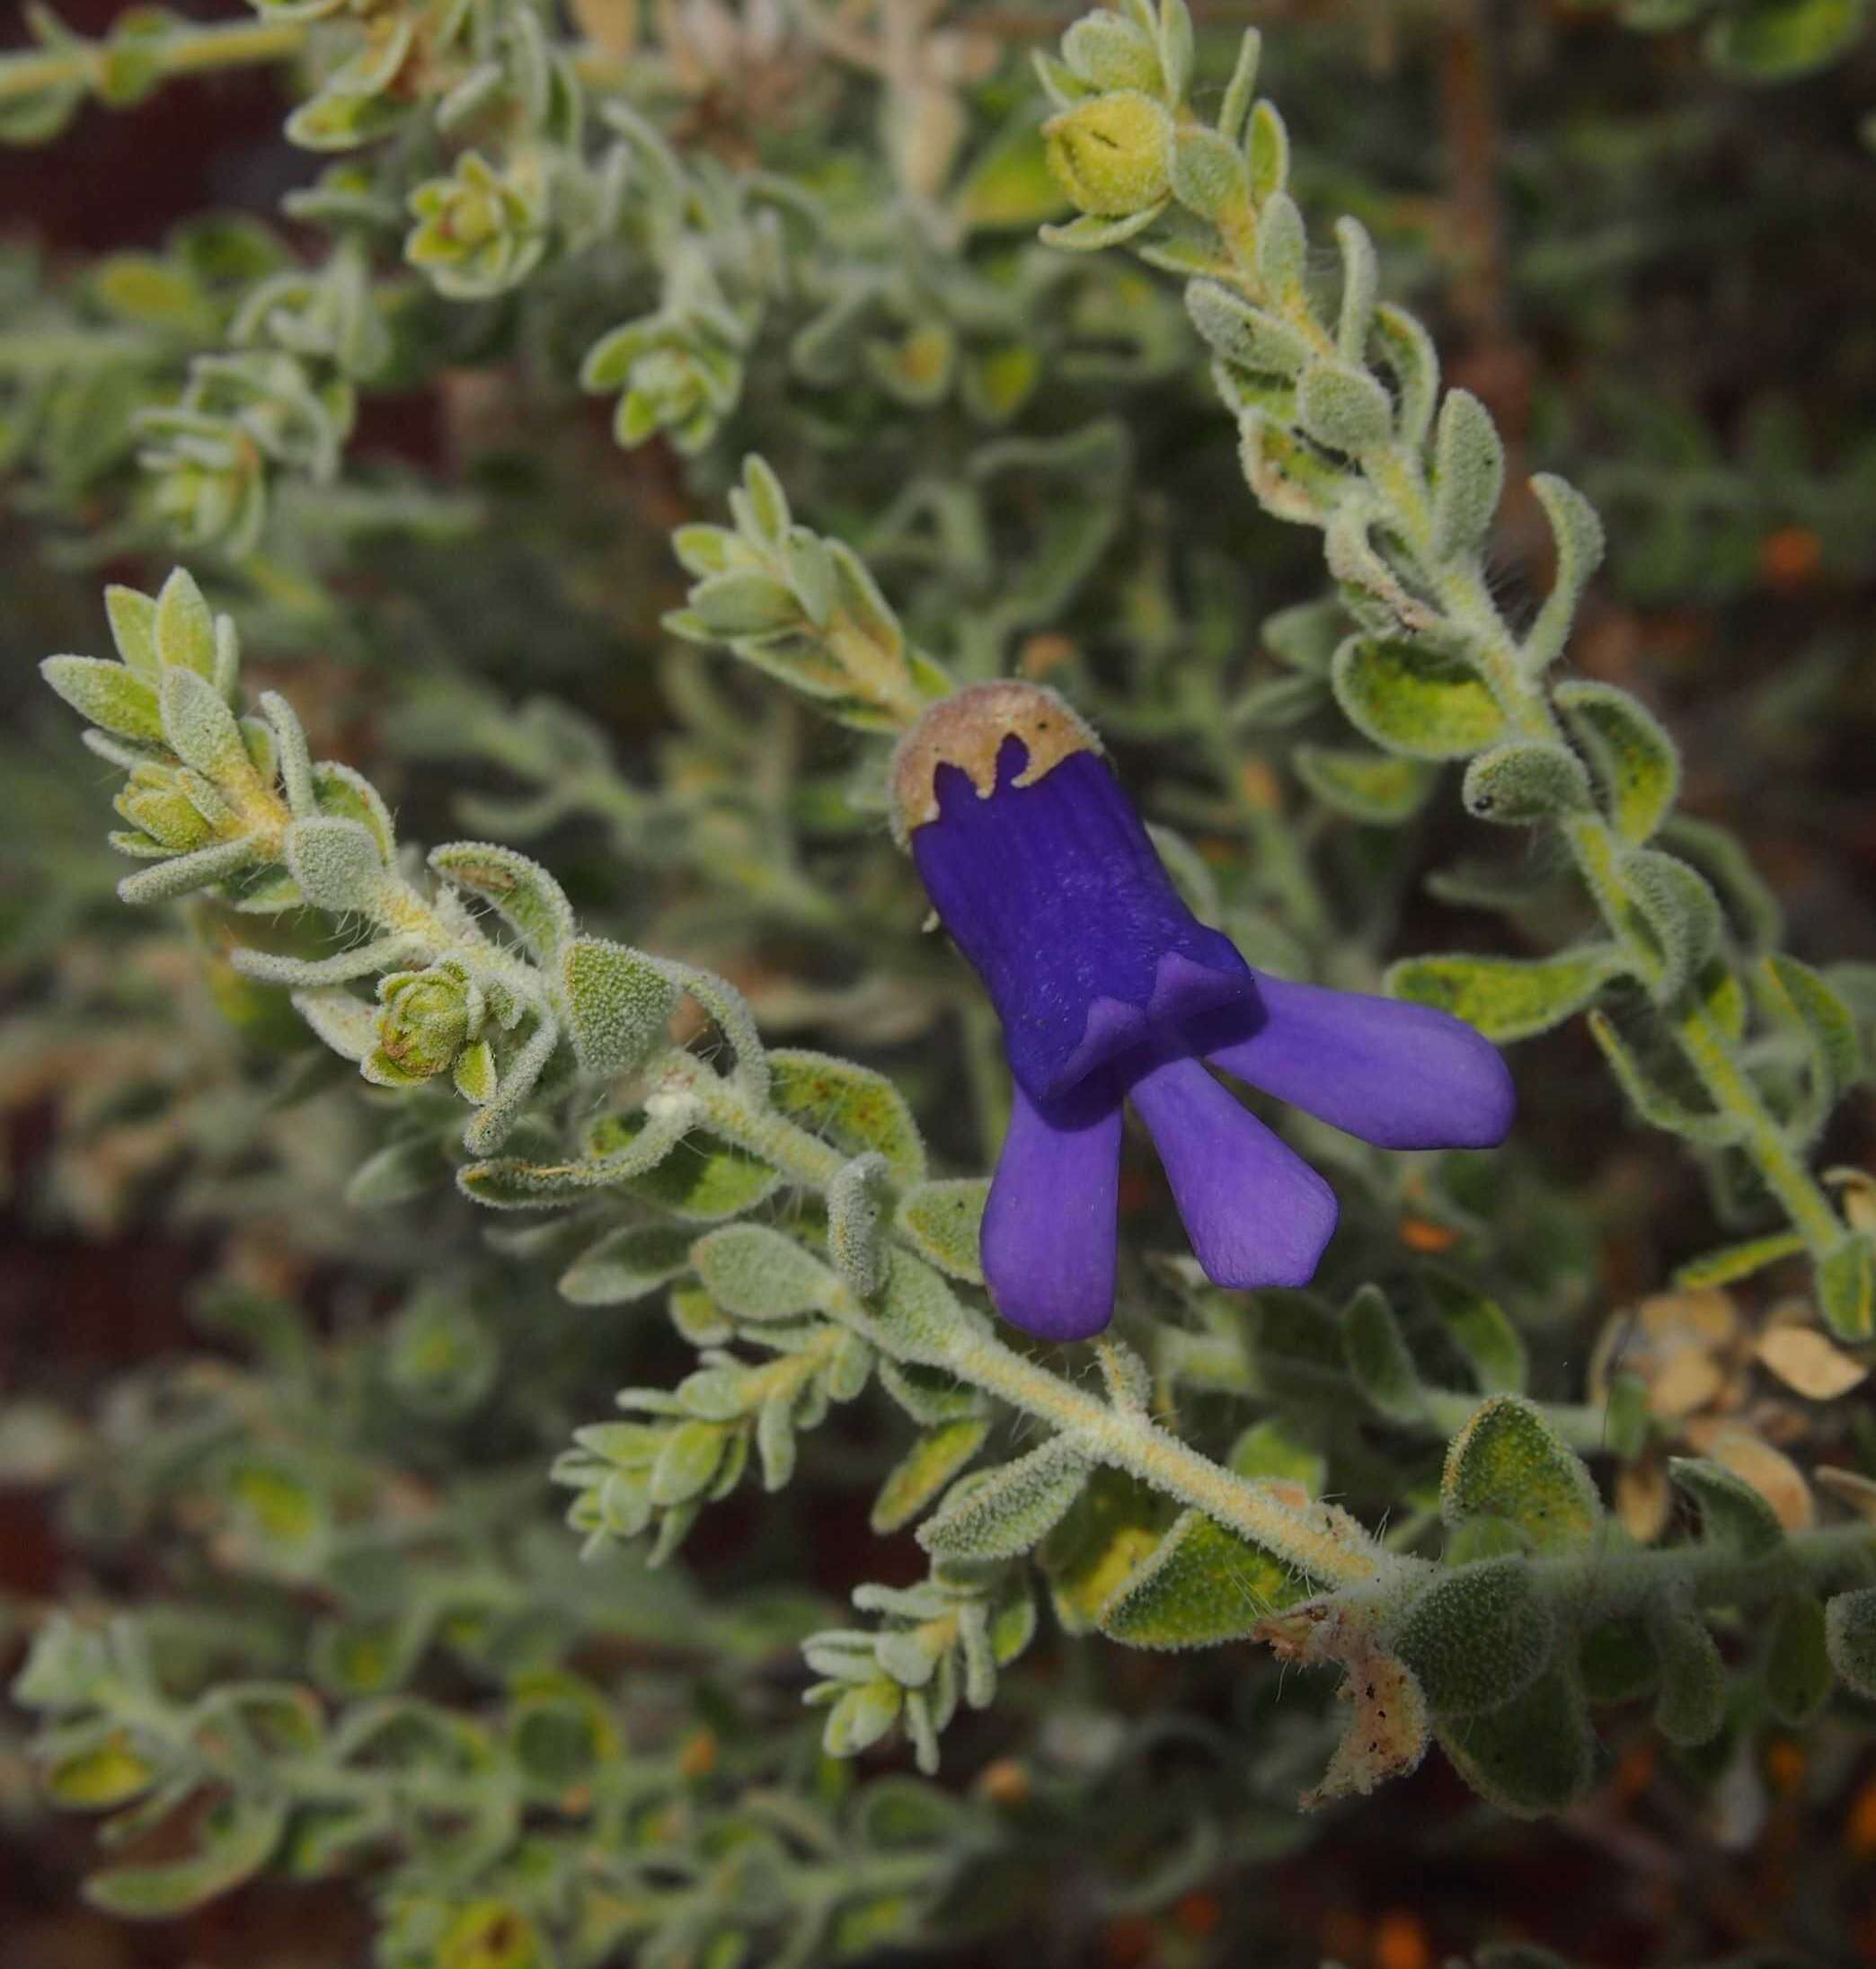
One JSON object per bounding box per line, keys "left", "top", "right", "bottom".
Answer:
{"left": 1524, "top": 473, "right": 1606, "bottom": 671}
{"left": 1099, "top": 1508, "right": 1309, "bottom": 1647}
{"left": 430, "top": 842, "right": 575, "bottom": 961}
{"left": 650, "top": 1420, "right": 730, "bottom": 1506}
{"left": 103, "top": 585, "right": 160, "bottom": 677}
{"left": 559, "top": 937, "right": 680, "bottom": 1076}
{"left": 1341, "top": 1285, "right": 1425, "bottom": 1423}
{"left": 894, "top": 1179, "right": 987, "bottom": 1284}
{"left": 1226, "top": 1416, "right": 1326, "bottom": 1492}
{"left": 588, "top": 1112, "right": 781, "bottom": 1223}
{"left": 559, "top": 1225, "right": 697, "bottom": 1306}
{"left": 1659, "top": 814, "right": 1783, "bottom": 954}
{"left": 85, "top": 1794, "right": 288, "bottom": 1918}
{"left": 1647, "top": 1594, "right": 1727, "bottom": 1746}
{"left": 1817, "top": 1235, "right": 1875, "bottom": 1344}
{"left": 458, "top": 1111, "right": 688, "bottom": 1208}
{"left": 1386, "top": 947, "right": 1623, "bottom": 1042}
{"left": 1554, "top": 681, "right": 1678, "bottom": 843}
{"left": 1587, "top": 1009, "right": 1742, "bottom": 1146}
{"left": 691, "top": 570, "right": 801, "bottom": 637}
{"left": 1667, "top": 1456, "right": 1784, "bottom": 1557}
{"left": 1296, "top": 359, "right": 1394, "bottom": 455}
{"left": 871, "top": 1418, "right": 992, "bottom": 1534}
{"left": 1462, "top": 739, "right": 1591, "bottom": 826}
{"left": 952, "top": 111, "right": 1070, "bottom": 230}
{"left": 691, "top": 1224, "right": 836, "bottom": 1321}
{"left": 118, "top": 833, "right": 265, "bottom": 906}
{"left": 159, "top": 667, "right": 251, "bottom": 784}
{"left": 1039, "top": 1470, "right": 1170, "bottom": 1634}
{"left": 1423, "top": 1273, "right": 1526, "bottom": 1395}
{"left": 1293, "top": 744, "right": 1436, "bottom": 823}
{"left": 823, "top": 1678, "right": 903, "bottom": 1758}
{"left": 1370, "top": 303, "right": 1439, "bottom": 449}
{"left": 1330, "top": 634, "right": 1505, "bottom": 759}
{"left": 1624, "top": 849, "right": 1722, "bottom": 1002}
{"left": 45, "top": 1731, "right": 159, "bottom": 1811}
{"left": 41, "top": 656, "right": 165, "bottom": 744}
{"left": 1825, "top": 1585, "right": 1876, "bottom": 1699}
{"left": 1394, "top": 1557, "right": 1556, "bottom": 1716}
{"left": 1186, "top": 280, "right": 1313, "bottom": 377}
{"left": 282, "top": 817, "right": 387, "bottom": 914}
{"left": 1765, "top": 1588, "right": 1832, "bottom": 1725}
{"left": 1261, "top": 596, "right": 1348, "bottom": 675}
{"left": 1705, "top": 0, "right": 1866, "bottom": 80}
{"left": 1441, "top": 1396, "right": 1601, "bottom": 1552}
{"left": 310, "top": 762, "right": 393, "bottom": 858}
{"left": 1171, "top": 125, "right": 1249, "bottom": 221}
{"left": 153, "top": 567, "right": 217, "bottom": 678}
{"left": 770, "top": 1049, "right": 926, "bottom": 1186}
{"left": 1435, "top": 1665, "right": 1594, "bottom": 1815}
{"left": 1429, "top": 388, "right": 1504, "bottom": 563}
{"left": 916, "top": 1435, "right": 1091, "bottom": 1561}
{"left": 1333, "top": 216, "right": 1379, "bottom": 362}
{"left": 1763, "top": 954, "right": 1863, "bottom": 1109}
{"left": 1673, "top": 1230, "right": 1809, "bottom": 1290}
{"left": 1578, "top": 1612, "right": 1658, "bottom": 1703}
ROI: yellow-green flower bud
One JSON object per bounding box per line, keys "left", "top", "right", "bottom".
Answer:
{"left": 372, "top": 966, "right": 479, "bottom": 1082}
{"left": 1043, "top": 91, "right": 1173, "bottom": 219}
{"left": 406, "top": 153, "right": 549, "bottom": 302}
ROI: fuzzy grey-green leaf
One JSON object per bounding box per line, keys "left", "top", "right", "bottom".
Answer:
{"left": 917, "top": 1435, "right": 1091, "bottom": 1561}
{"left": 1429, "top": 388, "right": 1504, "bottom": 563}
{"left": 692, "top": 1224, "right": 836, "bottom": 1321}
{"left": 1462, "top": 740, "right": 1590, "bottom": 826}
{"left": 1394, "top": 1557, "right": 1556, "bottom": 1716}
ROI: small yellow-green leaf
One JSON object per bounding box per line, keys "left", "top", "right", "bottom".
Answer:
{"left": 1039, "top": 1469, "right": 1170, "bottom": 1633}
{"left": 1294, "top": 744, "right": 1437, "bottom": 824}
{"left": 1554, "top": 680, "right": 1679, "bottom": 843}
{"left": 1387, "top": 947, "right": 1624, "bottom": 1042}
{"left": 1441, "top": 1396, "right": 1600, "bottom": 1552}
{"left": 871, "top": 1418, "right": 991, "bottom": 1534}
{"left": 894, "top": 1179, "right": 987, "bottom": 1284}
{"left": 85, "top": 1794, "right": 287, "bottom": 1918}
{"left": 1331, "top": 634, "right": 1505, "bottom": 760}
{"left": 1099, "top": 1508, "right": 1310, "bottom": 1648}
{"left": 772, "top": 1049, "right": 926, "bottom": 1186}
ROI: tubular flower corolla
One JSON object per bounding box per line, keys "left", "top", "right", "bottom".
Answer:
{"left": 894, "top": 683, "right": 1515, "bottom": 1341}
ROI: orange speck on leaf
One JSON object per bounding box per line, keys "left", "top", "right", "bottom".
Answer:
{"left": 1612, "top": 1742, "right": 1657, "bottom": 1804}
{"left": 1399, "top": 1217, "right": 1461, "bottom": 1254}
{"left": 1847, "top": 1776, "right": 1876, "bottom": 1859}
{"left": 1019, "top": 632, "right": 1076, "bottom": 679}
{"left": 1373, "top": 1909, "right": 1431, "bottom": 1969}
{"left": 1758, "top": 526, "right": 1822, "bottom": 590}
{"left": 1239, "top": 758, "right": 1281, "bottom": 811}
{"left": 677, "top": 1728, "right": 718, "bottom": 1779}
{"left": 1764, "top": 1738, "right": 1805, "bottom": 1797}
{"left": 977, "top": 1758, "right": 1030, "bottom": 1806}
{"left": 1172, "top": 1892, "right": 1222, "bottom": 1938}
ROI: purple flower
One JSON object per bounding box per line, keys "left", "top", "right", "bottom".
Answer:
{"left": 894, "top": 683, "right": 1514, "bottom": 1342}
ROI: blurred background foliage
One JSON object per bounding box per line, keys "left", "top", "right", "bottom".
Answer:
{"left": 3, "top": 3, "right": 1876, "bottom": 1967}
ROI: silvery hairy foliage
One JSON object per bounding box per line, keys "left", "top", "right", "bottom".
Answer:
{"left": 4, "top": 2, "right": 1876, "bottom": 1965}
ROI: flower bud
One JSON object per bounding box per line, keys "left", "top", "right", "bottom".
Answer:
{"left": 1043, "top": 92, "right": 1173, "bottom": 218}
{"left": 372, "top": 965, "right": 478, "bottom": 1082}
